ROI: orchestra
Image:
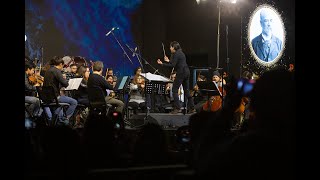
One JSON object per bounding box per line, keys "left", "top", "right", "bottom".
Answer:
{"left": 25, "top": 54, "right": 249, "bottom": 127}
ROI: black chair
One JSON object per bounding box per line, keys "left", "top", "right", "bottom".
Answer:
{"left": 25, "top": 102, "right": 34, "bottom": 118}
{"left": 36, "top": 86, "right": 70, "bottom": 126}
{"left": 87, "top": 87, "right": 113, "bottom": 116}
{"left": 25, "top": 102, "right": 36, "bottom": 128}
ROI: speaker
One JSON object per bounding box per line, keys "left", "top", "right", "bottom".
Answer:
{"left": 130, "top": 113, "right": 191, "bottom": 128}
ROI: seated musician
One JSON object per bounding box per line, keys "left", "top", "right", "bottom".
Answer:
{"left": 88, "top": 61, "right": 124, "bottom": 114}
{"left": 66, "top": 63, "right": 78, "bottom": 80}
{"left": 43, "top": 56, "right": 78, "bottom": 124}
{"left": 25, "top": 61, "right": 42, "bottom": 117}
{"left": 129, "top": 66, "right": 143, "bottom": 83}
{"left": 212, "top": 70, "right": 226, "bottom": 87}
{"left": 134, "top": 66, "right": 142, "bottom": 76}
{"left": 201, "top": 71, "right": 226, "bottom": 112}
{"left": 128, "top": 74, "right": 150, "bottom": 114}
{"left": 192, "top": 75, "right": 208, "bottom": 112}
{"left": 105, "top": 68, "right": 117, "bottom": 88}
{"left": 165, "top": 71, "right": 184, "bottom": 108}
{"left": 74, "top": 65, "right": 90, "bottom": 106}
{"left": 234, "top": 71, "right": 253, "bottom": 128}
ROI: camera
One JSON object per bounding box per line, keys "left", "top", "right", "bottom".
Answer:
{"left": 237, "top": 78, "right": 255, "bottom": 96}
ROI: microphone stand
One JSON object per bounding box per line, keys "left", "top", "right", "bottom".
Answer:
{"left": 125, "top": 45, "right": 151, "bottom": 127}
{"left": 110, "top": 31, "right": 134, "bottom": 65}
{"left": 129, "top": 45, "right": 167, "bottom": 77}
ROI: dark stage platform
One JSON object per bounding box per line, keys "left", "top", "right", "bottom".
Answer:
{"left": 127, "top": 113, "right": 192, "bottom": 130}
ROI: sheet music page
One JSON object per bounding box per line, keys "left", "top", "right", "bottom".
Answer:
{"left": 213, "top": 82, "right": 223, "bottom": 97}
{"left": 140, "top": 72, "right": 172, "bottom": 82}
{"left": 65, "top": 78, "right": 83, "bottom": 90}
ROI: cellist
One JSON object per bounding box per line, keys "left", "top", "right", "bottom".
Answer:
{"left": 202, "top": 70, "right": 226, "bottom": 112}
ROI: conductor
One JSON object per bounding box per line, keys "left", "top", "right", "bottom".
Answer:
{"left": 157, "top": 41, "right": 195, "bottom": 114}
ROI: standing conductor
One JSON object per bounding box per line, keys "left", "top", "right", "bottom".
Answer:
{"left": 157, "top": 41, "right": 195, "bottom": 114}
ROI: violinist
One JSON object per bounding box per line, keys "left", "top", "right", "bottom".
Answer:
{"left": 106, "top": 75, "right": 117, "bottom": 98}
{"left": 165, "top": 71, "right": 184, "bottom": 106}
{"left": 25, "top": 62, "right": 41, "bottom": 117}
{"left": 105, "top": 68, "right": 117, "bottom": 88}
{"left": 128, "top": 74, "right": 149, "bottom": 114}
{"left": 43, "top": 56, "right": 78, "bottom": 124}
{"left": 74, "top": 65, "right": 90, "bottom": 106}
{"left": 87, "top": 61, "right": 124, "bottom": 114}
{"left": 134, "top": 66, "right": 142, "bottom": 76}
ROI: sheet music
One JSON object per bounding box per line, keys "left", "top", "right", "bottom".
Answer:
{"left": 213, "top": 82, "right": 223, "bottom": 97}
{"left": 65, "top": 78, "right": 83, "bottom": 90}
{"left": 140, "top": 72, "right": 172, "bottom": 82}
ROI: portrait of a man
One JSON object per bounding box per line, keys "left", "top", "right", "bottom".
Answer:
{"left": 249, "top": 6, "right": 285, "bottom": 63}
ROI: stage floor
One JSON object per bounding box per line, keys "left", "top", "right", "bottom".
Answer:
{"left": 125, "top": 113, "right": 192, "bottom": 130}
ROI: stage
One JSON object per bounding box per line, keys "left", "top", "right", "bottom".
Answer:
{"left": 125, "top": 113, "right": 192, "bottom": 130}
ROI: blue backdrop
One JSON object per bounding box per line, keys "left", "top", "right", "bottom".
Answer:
{"left": 25, "top": 0, "right": 142, "bottom": 77}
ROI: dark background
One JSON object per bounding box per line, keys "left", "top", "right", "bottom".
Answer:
{"left": 25, "top": 0, "right": 295, "bottom": 82}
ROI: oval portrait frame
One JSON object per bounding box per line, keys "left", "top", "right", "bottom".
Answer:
{"left": 248, "top": 4, "right": 286, "bottom": 66}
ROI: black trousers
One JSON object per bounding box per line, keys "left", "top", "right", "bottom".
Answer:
{"left": 172, "top": 71, "right": 195, "bottom": 110}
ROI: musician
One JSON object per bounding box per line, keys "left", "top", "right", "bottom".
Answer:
{"left": 88, "top": 61, "right": 124, "bottom": 114}
{"left": 157, "top": 41, "right": 195, "bottom": 114}
{"left": 212, "top": 70, "right": 226, "bottom": 86}
{"left": 129, "top": 66, "right": 143, "bottom": 86}
{"left": 105, "top": 68, "right": 117, "bottom": 87}
{"left": 74, "top": 65, "right": 90, "bottom": 106}
{"left": 201, "top": 71, "right": 227, "bottom": 112}
{"left": 105, "top": 75, "right": 116, "bottom": 97}
{"left": 222, "top": 71, "right": 230, "bottom": 85}
{"left": 65, "top": 63, "right": 78, "bottom": 80}
{"left": 128, "top": 75, "right": 149, "bottom": 114}
{"left": 43, "top": 56, "right": 78, "bottom": 123}
{"left": 25, "top": 61, "right": 41, "bottom": 117}
{"left": 193, "top": 76, "right": 209, "bottom": 112}
{"left": 106, "top": 68, "right": 114, "bottom": 76}
{"left": 134, "top": 66, "right": 142, "bottom": 76}
{"left": 288, "top": 63, "right": 295, "bottom": 73}
{"left": 165, "top": 71, "right": 184, "bottom": 106}
{"left": 234, "top": 70, "right": 253, "bottom": 128}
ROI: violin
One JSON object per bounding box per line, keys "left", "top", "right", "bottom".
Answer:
{"left": 28, "top": 74, "right": 44, "bottom": 85}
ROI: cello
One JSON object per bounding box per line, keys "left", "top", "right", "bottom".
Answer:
{"left": 202, "top": 82, "right": 226, "bottom": 112}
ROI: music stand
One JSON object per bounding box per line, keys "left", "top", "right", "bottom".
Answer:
{"left": 132, "top": 73, "right": 172, "bottom": 128}
{"left": 114, "top": 76, "right": 130, "bottom": 101}
{"left": 197, "top": 81, "right": 222, "bottom": 95}
{"left": 141, "top": 72, "right": 172, "bottom": 110}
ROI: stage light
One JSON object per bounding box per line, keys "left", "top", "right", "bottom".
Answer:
{"left": 230, "top": 0, "right": 237, "bottom": 4}
{"left": 25, "top": 35, "right": 27, "bottom": 41}
{"left": 196, "top": 0, "right": 206, "bottom": 5}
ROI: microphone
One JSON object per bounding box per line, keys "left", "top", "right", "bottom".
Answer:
{"left": 105, "top": 27, "right": 119, "bottom": 36}
{"left": 126, "top": 44, "right": 138, "bottom": 57}
{"left": 132, "top": 47, "right": 138, "bottom": 57}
